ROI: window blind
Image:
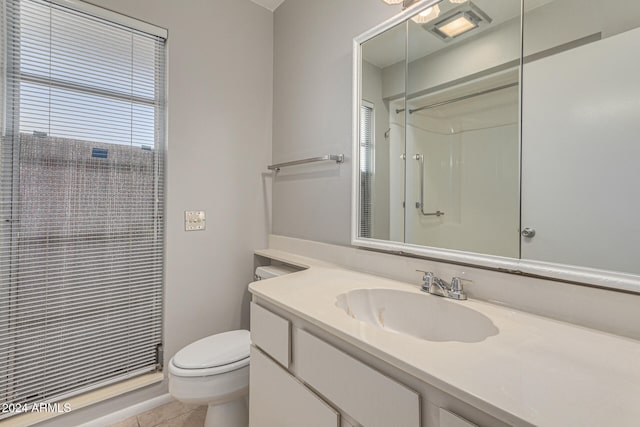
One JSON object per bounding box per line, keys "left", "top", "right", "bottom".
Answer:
{"left": 359, "top": 103, "right": 374, "bottom": 238}
{"left": 0, "top": 0, "right": 166, "bottom": 415}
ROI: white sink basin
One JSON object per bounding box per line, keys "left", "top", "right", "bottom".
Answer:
{"left": 336, "top": 288, "right": 498, "bottom": 343}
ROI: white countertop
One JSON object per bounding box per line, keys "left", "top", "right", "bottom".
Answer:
{"left": 250, "top": 249, "right": 640, "bottom": 427}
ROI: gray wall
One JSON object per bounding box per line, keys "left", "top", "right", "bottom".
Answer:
{"left": 272, "top": 0, "right": 397, "bottom": 245}
{"left": 38, "top": 1, "right": 273, "bottom": 425}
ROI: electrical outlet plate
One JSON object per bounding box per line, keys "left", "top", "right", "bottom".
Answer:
{"left": 185, "top": 210, "right": 205, "bottom": 231}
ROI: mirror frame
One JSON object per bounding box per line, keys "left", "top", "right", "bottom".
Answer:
{"left": 351, "top": 0, "right": 640, "bottom": 293}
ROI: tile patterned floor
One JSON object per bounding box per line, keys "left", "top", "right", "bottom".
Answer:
{"left": 109, "top": 400, "right": 206, "bottom": 427}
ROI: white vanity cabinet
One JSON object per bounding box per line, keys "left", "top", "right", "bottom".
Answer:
{"left": 250, "top": 302, "right": 291, "bottom": 368}
{"left": 249, "top": 300, "right": 507, "bottom": 427}
{"left": 295, "top": 329, "right": 420, "bottom": 427}
{"left": 249, "top": 345, "right": 339, "bottom": 427}
{"left": 249, "top": 302, "right": 339, "bottom": 426}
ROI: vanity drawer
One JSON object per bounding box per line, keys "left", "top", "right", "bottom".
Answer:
{"left": 249, "top": 345, "right": 339, "bottom": 427}
{"left": 250, "top": 302, "right": 290, "bottom": 367}
{"left": 296, "top": 329, "right": 420, "bottom": 427}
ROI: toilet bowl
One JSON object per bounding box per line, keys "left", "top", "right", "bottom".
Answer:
{"left": 169, "top": 330, "right": 250, "bottom": 427}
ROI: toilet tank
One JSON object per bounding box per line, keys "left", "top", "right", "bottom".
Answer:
{"left": 254, "top": 264, "right": 299, "bottom": 280}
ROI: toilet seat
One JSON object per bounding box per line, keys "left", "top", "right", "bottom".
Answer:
{"left": 169, "top": 355, "right": 249, "bottom": 377}
{"left": 169, "top": 329, "right": 250, "bottom": 378}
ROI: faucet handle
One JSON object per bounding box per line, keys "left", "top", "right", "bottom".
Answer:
{"left": 416, "top": 270, "right": 434, "bottom": 291}
{"left": 449, "top": 277, "right": 472, "bottom": 300}
{"left": 416, "top": 270, "right": 434, "bottom": 281}
{"left": 450, "top": 277, "right": 472, "bottom": 291}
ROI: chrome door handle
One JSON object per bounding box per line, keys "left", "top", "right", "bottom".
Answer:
{"left": 521, "top": 228, "right": 536, "bottom": 238}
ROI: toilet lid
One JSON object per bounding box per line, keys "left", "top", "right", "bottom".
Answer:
{"left": 173, "top": 329, "right": 250, "bottom": 369}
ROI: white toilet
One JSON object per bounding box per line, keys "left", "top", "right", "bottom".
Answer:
{"left": 168, "top": 329, "right": 250, "bottom": 427}
{"left": 168, "top": 264, "right": 298, "bottom": 427}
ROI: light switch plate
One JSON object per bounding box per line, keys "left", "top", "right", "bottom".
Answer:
{"left": 185, "top": 210, "right": 206, "bottom": 231}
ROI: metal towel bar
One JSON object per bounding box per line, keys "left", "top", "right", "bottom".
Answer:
{"left": 268, "top": 154, "right": 344, "bottom": 172}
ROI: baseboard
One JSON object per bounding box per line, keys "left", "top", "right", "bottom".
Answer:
{"left": 76, "top": 393, "right": 173, "bottom": 427}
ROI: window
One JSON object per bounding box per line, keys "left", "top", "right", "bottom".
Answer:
{"left": 359, "top": 102, "right": 374, "bottom": 238}
{"left": 0, "top": 0, "right": 166, "bottom": 415}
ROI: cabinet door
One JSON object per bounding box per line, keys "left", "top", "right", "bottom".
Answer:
{"left": 439, "top": 408, "right": 478, "bottom": 427}
{"left": 249, "top": 345, "right": 339, "bottom": 427}
{"left": 250, "top": 302, "right": 291, "bottom": 367}
{"left": 296, "top": 329, "right": 420, "bottom": 427}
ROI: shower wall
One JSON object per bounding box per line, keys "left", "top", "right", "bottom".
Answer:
{"left": 405, "top": 125, "right": 519, "bottom": 256}
{"left": 403, "top": 89, "right": 520, "bottom": 257}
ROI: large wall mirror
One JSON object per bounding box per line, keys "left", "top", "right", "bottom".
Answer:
{"left": 353, "top": 0, "right": 640, "bottom": 292}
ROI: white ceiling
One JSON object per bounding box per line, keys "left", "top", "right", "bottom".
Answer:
{"left": 251, "top": 0, "right": 286, "bottom": 12}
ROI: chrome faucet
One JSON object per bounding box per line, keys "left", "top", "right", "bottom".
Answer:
{"left": 416, "top": 270, "right": 471, "bottom": 300}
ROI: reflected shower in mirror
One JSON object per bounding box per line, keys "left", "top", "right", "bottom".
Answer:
{"left": 404, "top": 0, "right": 521, "bottom": 257}
{"left": 355, "top": 0, "right": 640, "bottom": 289}
{"left": 358, "top": 0, "right": 522, "bottom": 257}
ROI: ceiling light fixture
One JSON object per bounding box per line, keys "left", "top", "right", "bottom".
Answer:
{"left": 434, "top": 11, "right": 478, "bottom": 37}
{"left": 380, "top": 0, "right": 489, "bottom": 38}
{"left": 425, "top": 1, "right": 492, "bottom": 41}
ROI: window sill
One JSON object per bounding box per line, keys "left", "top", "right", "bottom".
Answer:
{"left": 1, "top": 372, "right": 164, "bottom": 427}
